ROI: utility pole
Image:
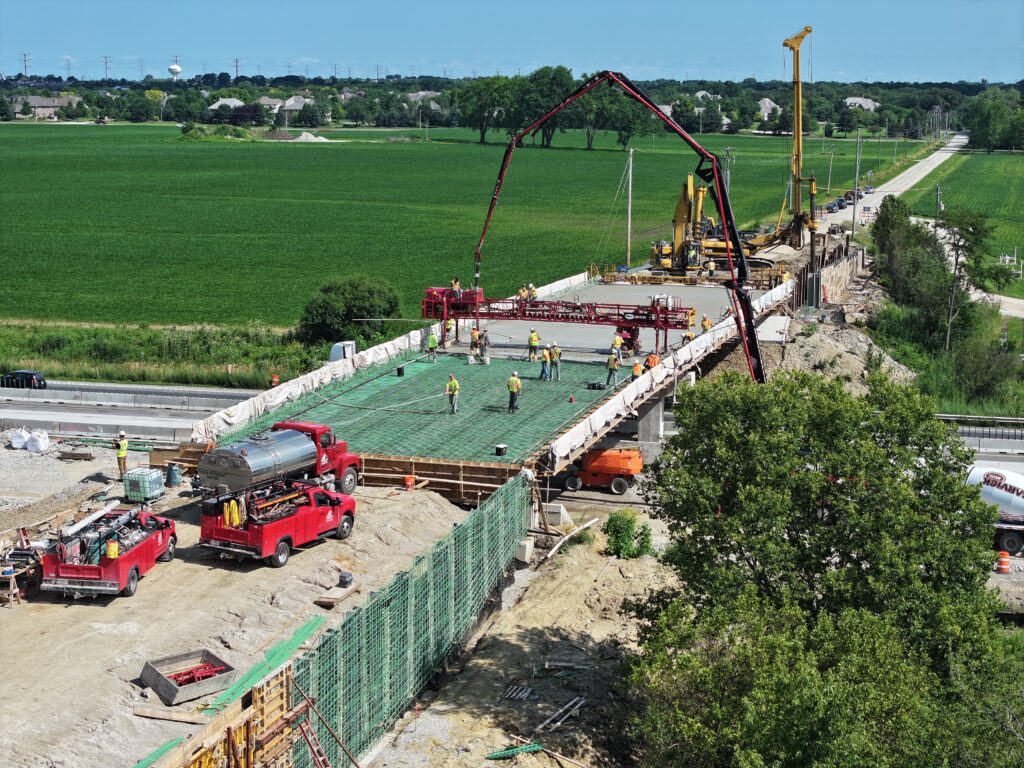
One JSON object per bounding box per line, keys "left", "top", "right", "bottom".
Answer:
{"left": 101, "top": 55, "right": 111, "bottom": 79}
{"left": 626, "top": 147, "right": 634, "bottom": 267}
{"left": 19, "top": 53, "right": 30, "bottom": 77}
{"left": 723, "top": 147, "right": 735, "bottom": 194}
{"left": 851, "top": 128, "right": 861, "bottom": 238}
{"left": 287, "top": 61, "right": 294, "bottom": 76}
{"left": 935, "top": 185, "right": 943, "bottom": 232}
{"left": 332, "top": 63, "right": 338, "bottom": 79}
{"left": 232, "top": 58, "right": 240, "bottom": 79}
{"left": 375, "top": 64, "right": 380, "bottom": 82}
{"left": 139, "top": 60, "right": 144, "bottom": 79}
{"left": 825, "top": 144, "right": 835, "bottom": 192}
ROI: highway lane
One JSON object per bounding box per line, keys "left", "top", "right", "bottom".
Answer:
{"left": 0, "top": 399, "right": 214, "bottom": 441}
{"left": 46, "top": 380, "right": 261, "bottom": 400}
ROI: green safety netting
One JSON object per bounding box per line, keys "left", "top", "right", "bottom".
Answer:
{"left": 223, "top": 354, "right": 623, "bottom": 464}
{"left": 291, "top": 475, "right": 532, "bottom": 766}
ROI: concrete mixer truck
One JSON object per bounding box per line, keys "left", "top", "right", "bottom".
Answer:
{"left": 966, "top": 466, "right": 1024, "bottom": 555}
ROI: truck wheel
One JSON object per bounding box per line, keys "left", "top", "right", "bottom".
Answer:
{"left": 121, "top": 568, "right": 139, "bottom": 598}
{"left": 609, "top": 477, "right": 629, "bottom": 496}
{"left": 158, "top": 535, "right": 177, "bottom": 562}
{"left": 267, "top": 540, "right": 290, "bottom": 568}
{"left": 563, "top": 474, "right": 583, "bottom": 492}
{"left": 998, "top": 531, "right": 1024, "bottom": 556}
{"left": 336, "top": 514, "right": 354, "bottom": 541}
{"left": 341, "top": 467, "right": 359, "bottom": 495}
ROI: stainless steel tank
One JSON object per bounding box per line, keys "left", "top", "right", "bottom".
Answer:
{"left": 198, "top": 429, "right": 318, "bottom": 492}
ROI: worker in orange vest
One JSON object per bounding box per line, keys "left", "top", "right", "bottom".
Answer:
{"left": 644, "top": 351, "right": 660, "bottom": 371}
{"left": 631, "top": 359, "right": 643, "bottom": 381}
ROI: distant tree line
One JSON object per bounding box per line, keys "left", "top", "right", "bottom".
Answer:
{"left": 961, "top": 86, "right": 1024, "bottom": 151}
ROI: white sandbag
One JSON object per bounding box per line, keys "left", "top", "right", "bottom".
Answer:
{"left": 10, "top": 428, "right": 30, "bottom": 449}
{"left": 25, "top": 430, "right": 50, "bottom": 453}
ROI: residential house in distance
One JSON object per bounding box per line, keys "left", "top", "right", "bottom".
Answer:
{"left": 757, "top": 97, "right": 780, "bottom": 120}
{"left": 13, "top": 94, "right": 82, "bottom": 119}
{"left": 207, "top": 97, "right": 244, "bottom": 112}
{"left": 845, "top": 96, "right": 881, "bottom": 112}
{"left": 257, "top": 96, "right": 284, "bottom": 114}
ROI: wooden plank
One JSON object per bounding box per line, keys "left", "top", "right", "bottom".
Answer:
{"left": 313, "top": 584, "right": 359, "bottom": 609}
{"left": 133, "top": 704, "right": 211, "bottom": 725}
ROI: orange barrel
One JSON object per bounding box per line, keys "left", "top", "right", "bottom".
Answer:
{"left": 270, "top": 373, "right": 280, "bottom": 387}
{"left": 105, "top": 539, "right": 120, "bottom": 559}
{"left": 404, "top": 475, "right": 416, "bottom": 491}
{"left": 996, "top": 551, "right": 1012, "bottom": 574}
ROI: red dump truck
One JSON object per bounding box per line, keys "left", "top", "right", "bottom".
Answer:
{"left": 199, "top": 483, "right": 356, "bottom": 567}
{"left": 40, "top": 506, "right": 176, "bottom": 598}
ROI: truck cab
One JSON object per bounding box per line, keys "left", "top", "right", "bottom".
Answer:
{"left": 270, "top": 421, "right": 360, "bottom": 493}
{"left": 40, "top": 508, "right": 176, "bottom": 598}
{"left": 199, "top": 484, "right": 356, "bottom": 568}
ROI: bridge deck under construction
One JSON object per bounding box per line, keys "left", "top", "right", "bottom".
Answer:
{"left": 224, "top": 354, "right": 623, "bottom": 465}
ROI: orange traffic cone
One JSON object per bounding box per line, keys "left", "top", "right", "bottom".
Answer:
{"left": 996, "top": 551, "right": 1012, "bottom": 574}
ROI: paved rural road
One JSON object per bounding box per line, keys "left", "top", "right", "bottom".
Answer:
{"left": 48, "top": 379, "right": 261, "bottom": 400}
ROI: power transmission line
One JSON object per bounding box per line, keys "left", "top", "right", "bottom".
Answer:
{"left": 232, "top": 58, "right": 240, "bottom": 79}
{"left": 20, "top": 53, "right": 30, "bottom": 76}
{"left": 101, "top": 55, "right": 110, "bottom": 79}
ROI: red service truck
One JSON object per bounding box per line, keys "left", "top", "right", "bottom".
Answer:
{"left": 199, "top": 483, "right": 356, "bottom": 567}
{"left": 40, "top": 507, "right": 176, "bottom": 598}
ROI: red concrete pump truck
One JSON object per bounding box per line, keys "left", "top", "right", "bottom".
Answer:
{"left": 197, "top": 421, "right": 360, "bottom": 567}
{"left": 426, "top": 70, "right": 767, "bottom": 383}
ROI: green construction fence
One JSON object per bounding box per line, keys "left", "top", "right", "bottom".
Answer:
{"left": 291, "top": 473, "right": 533, "bottom": 766}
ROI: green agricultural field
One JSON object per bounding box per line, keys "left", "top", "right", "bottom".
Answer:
{"left": 901, "top": 151, "right": 1024, "bottom": 296}
{"left": 0, "top": 123, "right": 931, "bottom": 326}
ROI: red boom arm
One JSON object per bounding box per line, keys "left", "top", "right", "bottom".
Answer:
{"left": 470, "top": 70, "right": 766, "bottom": 383}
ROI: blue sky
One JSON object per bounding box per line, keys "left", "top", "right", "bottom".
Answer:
{"left": 2, "top": 0, "right": 1021, "bottom": 83}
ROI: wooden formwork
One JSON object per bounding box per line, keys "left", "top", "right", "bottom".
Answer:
{"left": 359, "top": 453, "right": 522, "bottom": 505}
{"left": 153, "top": 666, "right": 303, "bottom": 768}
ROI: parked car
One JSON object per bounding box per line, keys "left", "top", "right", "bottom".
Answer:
{"left": 0, "top": 370, "right": 46, "bottom": 389}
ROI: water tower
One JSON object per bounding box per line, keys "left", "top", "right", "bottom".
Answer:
{"left": 168, "top": 63, "right": 182, "bottom": 81}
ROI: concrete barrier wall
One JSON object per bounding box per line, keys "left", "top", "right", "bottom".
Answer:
{"left": 0, "top": 389, "right": 238, "bottom": 411}
{"left": 0, "top": 416, "right": 193, "bottom": 441}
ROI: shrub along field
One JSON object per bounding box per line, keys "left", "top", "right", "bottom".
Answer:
{"left": 0, "top": 123, "right": 930, "bottom": 326}
{"left": 901, "top": 151, "right": 1024, "bottom": 297}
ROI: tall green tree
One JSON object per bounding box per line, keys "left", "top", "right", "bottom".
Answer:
{"left": 455, "top": 76, "right": 508, "bottom": 143}
{"left": 296, "top": 276, "right": 400, "bottom": 345}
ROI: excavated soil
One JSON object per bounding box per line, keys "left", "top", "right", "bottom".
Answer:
{"left": 372, "top": 518, "right": 676, "bottom": 768}
{"left": 0, "top": 486, "right": 469, "bottom": 768}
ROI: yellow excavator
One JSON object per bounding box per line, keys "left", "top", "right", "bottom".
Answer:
{"left": 651, "top": 25, "right": 816, "bottom": 274}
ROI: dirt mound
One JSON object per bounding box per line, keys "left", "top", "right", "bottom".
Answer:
{"left": 374, "top": 523, "right": 677, "bottom": 768}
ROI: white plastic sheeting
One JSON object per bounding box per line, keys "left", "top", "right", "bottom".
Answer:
{"left": 192, "top": 273, "right": 592, "bottom": 443}
{"left": 544, "top": 280, "right": 794, "bottom": 465}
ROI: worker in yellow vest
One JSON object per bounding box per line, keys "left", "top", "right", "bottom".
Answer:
{"left": 427, "top": 331, "right": 438, "bottom": 362}
{"left": 612, "top": 332, "right": 624, "bottom": 361}
{"left": 701, "top": 314, "right": 712, "bottom": 334}
{"left": 445, "top": 373, "right": 460, "bottom": 414}
{"left": 517, "top": 285, "right": 529, "bottom": 301}
{"left": 606, "top": 353, "right": 620, "bottom": 386}
{"left": 632, "top": 359, "right": 643, "bottom": 381}
{"left": 550, "top": 342, "right": 562, "bottom": 381}
{"left": 507, "top": 371, "right": 522, "bottom": 413}
{"left": 444, "top": 317, "right": 455, "bottom": 340}
{"left": 528, "top": 283, "right": 538, "bottom": 301}
{"left": 540, "top": 344, "right": 552, "bottom": 380}
{"left": 527, "top": 328, "right": 541, "bottom": 361}
{"left": 113, "top": 430, "right": 128, "bottom": 480}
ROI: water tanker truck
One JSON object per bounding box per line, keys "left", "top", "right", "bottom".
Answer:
{"left": 966, "top": 466, "right": 1024, "bottom": 555}
{"left": 198, "top": 421, "right": 360, "bottom": 496}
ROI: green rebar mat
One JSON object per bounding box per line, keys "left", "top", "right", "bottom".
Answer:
{"left": 486, "top": 742, "right": 545, "bottom": 759}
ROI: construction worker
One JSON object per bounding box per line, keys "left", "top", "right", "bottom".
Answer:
{"left": 427, "top": 330, "right": 438, "bottom": 362}
{"left": 701, "top": 314, "right": 712, "bottom": 334}
{"left": 528, "top": 328, "right": 541, "bottom": 361}
{"left": 445, "top": 373, "right": 460, "bottom": 414}
{"left": 528, "top": 283, "right": 538, "bottom": 301}
{"left": 450, "top": 276, "right": 462, "bottom": 299}
{"left": 682, "top": 330, "right": 696, "bottom": 344}
{"left": 470, "top": 326, "right": 480, "bottom": 355}
{"left": 782, "top": 267, "right": 792, "bottom": 283}
{"left": 113, "top": 430, "right": 128, "bottom": 480}
{"left": 540, "top": 344, "right": 552, "bottom": 380}
{"left": 612, "top": 332, "right": 624, "bottom": 361}
{"left": 444, "top": 317, "right": 455, "bottom": 340}
{"left": 644, "top": 351, "right": 660, "bottom": 371}
{"left": 550, "top": 341, "right": 562, "bottom": 381}
{"left": 606, "top": 353, "right": 620, "bottom": 386}
{"left": 705, "top": 258, "right": 716, "bottom": 280}
{"left": 517, "top": 284, "right": 529, "bottom": 302}
{"left": 632, "top": 359, "right": 643, "bottom": 381}
{"left": 507, "top": 371, "right": 522, "bottom": 413}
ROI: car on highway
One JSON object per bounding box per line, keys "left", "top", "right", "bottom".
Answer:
{"left": 0, "top": 370, "right": 47, "bottom": 389}
{"left": 865, "top": 185, "right": 876, "bottom": 194}
{"left": 834, "top": 198, "right": 847, "bottom": 210}
{"left": 825, "top": 201, "right": 839, "bottom": 213}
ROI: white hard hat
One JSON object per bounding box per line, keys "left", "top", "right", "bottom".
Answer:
{"left": 118, "top": 431, "right": 126, "bottom": 437}
{"left": 528, "top": 283, "right": 534, "bottom": 288}
{"left": 513, "top": 371, "right": 519, "bottom": 376}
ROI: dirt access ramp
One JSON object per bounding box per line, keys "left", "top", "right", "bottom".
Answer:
{"left": 373, "top": 524, "right": 677, "bottom": 768}
{"left": 0, "top": 486, "right": 468, "bottom": 768}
